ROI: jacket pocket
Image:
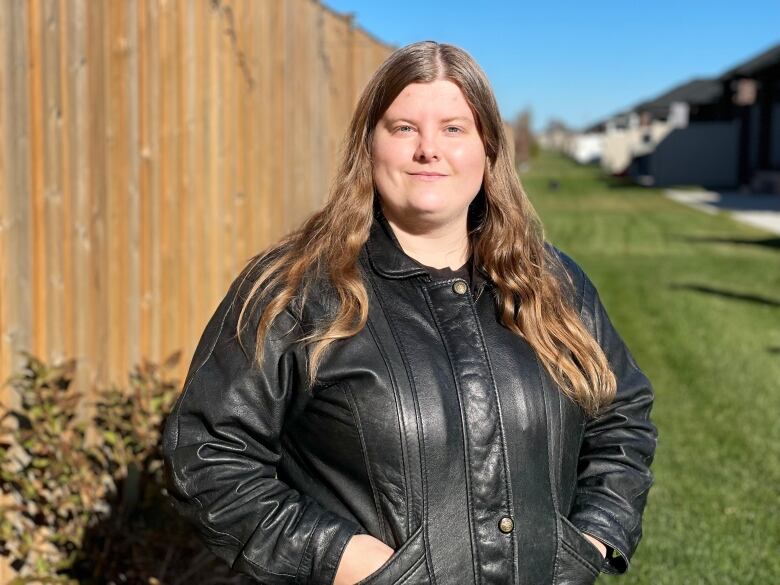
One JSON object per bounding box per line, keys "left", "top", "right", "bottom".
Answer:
{"left": 356, "top": 523, "right": 429, "bottom": 585}
{"left": 553, "top": 513, "right": 603, "bottom": 585}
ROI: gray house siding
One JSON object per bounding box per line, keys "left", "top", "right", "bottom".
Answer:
{"left": 649, "top": 121, "right": 739, "bottom": 188}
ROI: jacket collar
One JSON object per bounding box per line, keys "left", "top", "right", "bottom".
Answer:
{"left": 365, "top": 204, "right": 492, "bottom": 291}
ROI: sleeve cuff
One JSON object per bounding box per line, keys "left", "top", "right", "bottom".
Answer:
{"left": 297, "top": 512, "right": 366, "bottom": 585}
{"left": 569, "top": 508, "right": 634, "bottom": 574}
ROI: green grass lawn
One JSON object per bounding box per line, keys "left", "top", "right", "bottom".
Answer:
{"left": 522, "top": 151, "right": 780, "bottom": 584}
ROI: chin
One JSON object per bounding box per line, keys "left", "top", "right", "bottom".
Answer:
{"left": 403, "top": 202, "right": 449, "bottom": 218}
{"left": 401, "top": 206, "right": 458, "bottom": 228}
{"left": 405, "top": 192, "right": 451, "bottom": 212}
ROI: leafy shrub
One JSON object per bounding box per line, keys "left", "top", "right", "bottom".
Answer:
{"left": 0, "top": 353, "right": 252, "bottom": 584}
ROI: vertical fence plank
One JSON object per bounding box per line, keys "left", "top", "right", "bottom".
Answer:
{"left": 70, "top": 0, "right": 92, "bottom": 397}
{"left": 57, "top": 0, "right": 75, "bottom": 370}
{"left": 140, "top": 0, "right": 162, "bottom": 369}
{"left": 233, "top": 0, "right": 250, "bottom": 270}
{"left": 126, "top": 0, "right": 141, "bottom": 373}
{"left": 323, "top": 10, "right": 349, "bottom": 191}
{"left": 279, "top": 0, "right": 289, "bottom": 240}
{"left": 0, "top": 13, "right": 27, "bottom": 580}
{"left": 221, "top": 0, "right": 236, "bottom": 287}
{"left": 171, "top": 0, "right": 186, "bottom": 369}
{"left": 312, "top": 2, "right": 328, "bottom": 208}
{"left": 0, "top": 3, "right": 8, "bottom": 406}
{"left": 240, "top": 0, "right": 255, "bottom": 263}
{"left": 28, "top": 0, "right": 48, "bottom": 360}
{"left": 88, "top": 0, "right": 109, "bottom": 385}
{"left": 181, "top": 0, "right": 196, "bottom": 375}
{"left": 0, "top": 1, "right": 34, "bottom": 401}
{"left": 41, "top": 0, "right": 65, "bottom": 368}
{"left": 189, "top": 0, "right": 207, "bottom": 364}
{"left": 289, "top": 0, "right": 308, "bottom": 226}
{"left": 206, "top": 1, "right": 221, "bottom": 307}
{"left": 0, "top": 3, "right": 32, "bottom": 396}
{"left": 158, "top": 0, "right": 172, "bottom": 364}
{"left": 108, "top": 0, "right": 131, "bottom": 380}
{"left": 255, "top": 0, "right": 273, "bottom": 251}
{"left": 138, "top": 0, "right": 151, "bottom": 368}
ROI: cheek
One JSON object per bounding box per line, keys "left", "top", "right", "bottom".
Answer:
{"left": 373, "top": 137, "right": 410, "bottom": 172}
{"left": 451, "top": 141, "right": 486, "bottom": 181}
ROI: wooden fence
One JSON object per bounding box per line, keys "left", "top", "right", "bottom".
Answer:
{"left": 0, "top": 0, "right": 393, "bottom": 413}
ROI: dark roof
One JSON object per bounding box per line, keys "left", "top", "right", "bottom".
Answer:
{"left": 579, "top": 109, "right": 632, "bottom": 133}
{"left": 579, "top": 77, "right": 722, "bottom": 132}
{"left": 582, "top": 120, "right": 607, "bottom": 134}
{"left": 578, "top": 41, "right": 780, "bottom": 133}
{"left": 719, "top": 42, "right": 780, "bottom": 79}
{"left": 635, "top": 78, "right": 723, "bottom": 115}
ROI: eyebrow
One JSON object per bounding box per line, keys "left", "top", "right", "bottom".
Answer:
{"left": 384, "top": 116, "right": 472, "bottom": 125}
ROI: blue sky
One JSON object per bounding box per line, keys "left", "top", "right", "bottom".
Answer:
{"left": 322, "top": 0, "right": 780, "bottom": 132}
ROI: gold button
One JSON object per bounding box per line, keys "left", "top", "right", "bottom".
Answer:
{"left": 452, "top": 279, "right": 468, "bottom": 295}
{"left": 498, "top": 516, "right": 514, "bottom": 534}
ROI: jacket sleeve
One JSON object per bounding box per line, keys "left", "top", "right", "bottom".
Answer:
{"left": 162, "top": 272, "right": 365, "bottom": 584}
{"left": 556, "top": 250, "right": 658, "bottom": 575}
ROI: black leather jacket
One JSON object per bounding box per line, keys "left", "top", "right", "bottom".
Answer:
{"left": 162, "top": 209, "right": 657, "bottom": 585}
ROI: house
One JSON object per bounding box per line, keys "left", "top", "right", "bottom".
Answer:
{"left": 537, "top": 120, "right": 604, "bottom": 166}
{"left": 567, "top": 128, "right": 603, "bottom": 165}
{"left": 719, "top": 43, "right": 780, "bottom": 192}
{"left": 626, "top": 78, "right": 732, "bottom": 187}
{"left": 630, "top": 43, "right": 780, "bottom": 192}
{"left": 568, "top": 42, "right": 780, "bottom": 194}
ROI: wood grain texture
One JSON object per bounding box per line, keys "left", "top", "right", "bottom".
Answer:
{"left": 0, "top": 1, "right": 394, "bottom": 465}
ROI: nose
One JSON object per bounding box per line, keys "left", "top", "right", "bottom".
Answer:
{"left": 414, "top": 132, "right": 440, "bottom": 162}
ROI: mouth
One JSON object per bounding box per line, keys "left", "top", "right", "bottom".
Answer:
{"left": 408, "top": 172, "right": 448, "bottom": 181}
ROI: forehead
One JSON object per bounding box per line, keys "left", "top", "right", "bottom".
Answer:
{"left": 383, "top": 79, "right": 475, "bottom": 120}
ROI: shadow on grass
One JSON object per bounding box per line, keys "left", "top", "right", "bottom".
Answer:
{"left": 602, "top": 175, "right": 652, "bottom": 191}
{"left": 676, "top": 234, "right": 780, "bottom": 252}
{"left": 768, "top": 347, "right": 780, "bottom": 354}
{"left": 669, "top": 283, "right": 780, "bottom": 307}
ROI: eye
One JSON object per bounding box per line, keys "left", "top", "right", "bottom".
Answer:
{"left": 394, "top": 125, "right": 415, "bottom": 133}
{"left": 446, "top": 126, "right": 463, "bottom": 134}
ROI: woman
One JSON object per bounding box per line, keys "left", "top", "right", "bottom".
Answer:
{"left": 162, "top": 41, "right": 657, "bottom": 585}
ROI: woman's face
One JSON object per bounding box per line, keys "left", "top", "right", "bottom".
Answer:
{"left": 371, "top": 79, "right": 487, "bottom": 229}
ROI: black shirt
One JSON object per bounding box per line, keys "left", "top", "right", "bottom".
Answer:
{"left": 419, "top": 255, "right": 473, "bottom": 285}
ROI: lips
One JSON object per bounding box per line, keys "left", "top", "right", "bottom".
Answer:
{"left": 409, "top": 172, "right": 448, "bottom": 181}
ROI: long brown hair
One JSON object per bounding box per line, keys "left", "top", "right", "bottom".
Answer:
{"left": 236, "top": 41, "right": 615, "bottom": 416}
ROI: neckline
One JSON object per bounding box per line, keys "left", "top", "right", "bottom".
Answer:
{"left": 366, "top": 204, "right": 490, "bottom": 291}
{"left": 419, "top": 256, "right": 471, "bottom": 273}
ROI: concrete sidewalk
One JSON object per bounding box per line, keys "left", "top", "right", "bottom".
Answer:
{"left": 665, "top": 189, "right": 780, "bottom": 235}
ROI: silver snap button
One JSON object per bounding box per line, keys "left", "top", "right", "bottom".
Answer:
{"left": 498, "top": 516, "right": 514, "bottom": 533}
{"left": 452, "top": 279, "right": 468, "bottom": 295}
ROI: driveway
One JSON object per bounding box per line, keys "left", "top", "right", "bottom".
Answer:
{"left": 665, "top": 189, "right": 780, "bottom": 235}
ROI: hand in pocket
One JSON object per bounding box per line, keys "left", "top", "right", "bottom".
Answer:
{"left": 334, "top": 534, "right": 395, "bottom": 585}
